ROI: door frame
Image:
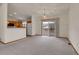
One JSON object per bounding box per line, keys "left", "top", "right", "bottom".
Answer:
{"left": 41, "top": 18, "right": 59, "bottom": 37}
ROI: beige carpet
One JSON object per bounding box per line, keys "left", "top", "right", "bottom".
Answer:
{"left": 0, "top": 36, "right": 77, "bottom": 55}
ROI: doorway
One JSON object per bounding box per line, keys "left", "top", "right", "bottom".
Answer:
{"left": 41, "top": 19, "right": 59, "bottom": 37}
{"left": 26, "top": 16, "right": 32, "bottom": 36}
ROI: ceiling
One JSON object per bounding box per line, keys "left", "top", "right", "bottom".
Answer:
{"left": 8, "top": 3, "right": 70, "bottom": 20}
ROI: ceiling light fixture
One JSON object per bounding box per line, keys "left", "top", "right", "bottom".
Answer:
{"left": 43, "top": 8, "right": 47, "bottom": 19}
{"left": 42, "top": 8, "right": 49, "bottom": 19}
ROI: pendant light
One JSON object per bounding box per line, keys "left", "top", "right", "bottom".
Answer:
{"left": 43, "top": 8, "right": 48, "bottom": 19}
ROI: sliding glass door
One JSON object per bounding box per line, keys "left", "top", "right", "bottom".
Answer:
{"left": 42, "top": 21, "right": 49, "bottom": 36}
{"left": 41, "top": 20, "right": 56, "bottom": 36}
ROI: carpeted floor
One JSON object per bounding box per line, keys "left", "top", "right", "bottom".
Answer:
{"left": 0, "top": 36, "right": 77, "bottom": 55}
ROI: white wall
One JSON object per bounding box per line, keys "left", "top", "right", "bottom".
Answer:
{"left": 32, "top": 15, "right": 41, "bottom": 35}
{"left": 0, "top": 3, "right": 8, "bottom": 42}
{"left": 58, "top": 11, "right": 69, "bottom": 38}
{"left": 69, "top": 4, "right": 79, "bottom": 54}
{"left": 32, "top": 16, "right": 37, "bottom": 35}
{"left": 0, "top": 4, "right": 2, "bottom": 39}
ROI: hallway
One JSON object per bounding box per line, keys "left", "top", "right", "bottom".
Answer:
{"left": 0, "top": 36, "right": 77, "bottom": 55}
